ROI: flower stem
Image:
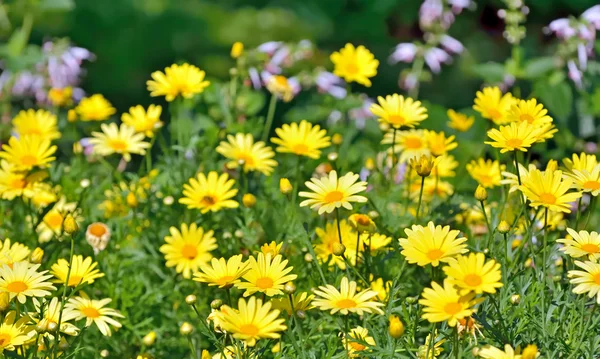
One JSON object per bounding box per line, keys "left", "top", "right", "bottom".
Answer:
{"left": 480, "top": 200, "right": 493, "bottom": 249}
{"left": 54, "top": 234, "right": 75, "bottom": 359}
{"left": 416, "top": 177, "right": 425, "bottom": 222}
{"left": 343, "top": 315, "right": 351, "bottom": 359}
{"left": 261, "top": 94, "right": 278, "bottom": 142}
{"left": 390, "top": 128, "right": 397, "bottom": 183}
{"left": 541, "top": 207, "right": 548, "bottom": 342}
{"left": 335, "top": 209, "right": 343, "bottom": 244}
{"left": 453, "top": 326, "right": 460, "bottom": 359}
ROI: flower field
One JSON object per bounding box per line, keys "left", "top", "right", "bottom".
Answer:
{"left": 1, "top": 1, "right": 600, "bottom": 358}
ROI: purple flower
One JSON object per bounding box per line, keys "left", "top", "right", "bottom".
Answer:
{"left": 401, "top": 73, "right": 419, "bottom": 91}
{"left": 287, "top": 77, "right": 302, "bottom": 96}
{"left": 44, "top": 41, "right": 94, "bottom": 88}
{"left": 419, "top": 0, "right": 444, "bottom": 29}
{"left": 584, "top": 142, "right": 598, "bottom": 153}
{"left": 248, "top": 67, "right": 262, "bottom": 89}
{"left": 257, "top": 41, "right": 283, "bottom": 55}
{"left": 547, "top": 18, "right": 577, "bottom": 39}
{"left": 447, "top": 0, "right": 472, "bottom": 13}
{"left": 577, "top": 43, "right": 588, "bottom": 70}
{"left": 389, "top": 43, "right": 418, "bottom": 64}
{"left": 568, "top": 60, "right": 583, "bottom": 89}
{"left": 349, "top": 98, "right": 374, "bottom": 129}
{"left": 440, "top": 35, "right": 464, "bottom": 54}
{"left": 271, "top": 46, "right": 290, "bottom": 66}
{"left": 424, "top": 47, "right": 451, "bottom": 73}
{"left": 316, "top": 71, "right": 347, "bottom": 99}
{"left": 582, "top": 5, "right": 600, "bottom": 30}
{"left": 578, "top": 24, "right": 595, "bottom": 41}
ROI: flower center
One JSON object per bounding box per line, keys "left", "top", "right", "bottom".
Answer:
{"left": 44, "top": 212, "right": 63, "bottom": 229}
{"left": 488, "top": 109, "right": 502, "bottom": 120}
{"left": 349, "top": 341, "right": 367, "bottom": 351}
{"left": 478, "top": 174, "right": 492, "bottom": 186}
{"left": 336, "top": 299, "right": 357, "bottom": 309}
{"left": 68, "top": 275, "right": 83, "bottom": 287}
{"left": 345, "top": 63, "right": 359, "bottom": 74}
{"left": 324, "top": 190, "right": 344, "bottom": 203}
{"left": 404, "top": 137, "right": 422, "bottom": 149}
{"left": 10, "top": 178, "right": 26, "bottom": 189}
{"left": 255, "top": 277, "right": 274, "bottom": 289}
{"left": 181, "top": 244, "right": 198, "bottom": 259}
{"left": 0, "top": 333, "right": 11, "bottom": 346}
{"left": 388, "top": 114, "right": 405, "bottom": 126}
{"left": 6, "top": 280, "right": 28, "bottom": 293}
{"left": 426, "top": 249, "right": 444, "bottom": 260}
{"left": 200, "top": 195, "right": 217, "bottom": 207}
{"left": 108, "top": 139, "right": 128, "bottom": 152}
{"left": 238, "top": 154, "right": 255, "bottom": 167}
{"left": 274, "top": 76, "right": 288, "bottom": 87}
{"left": 506, "top": 138, "right": 522, "bottom": 148}
{"left": 239, "top": 324, "right": 259, "bottom": 336}
{"left": 520, "top": 114, "right": 535, "bottom": 123}
{"left": 583, "top": 181, "right": 600, "bottom": 190}
{"left": 82, "top": 307, "right": 101, "bottom": 318}
{"left": 88, "top": 223, "right": 107, "bottom": 237}
{"left": 464, "top": 274, "right": 483, "bottom": 287}
{"left": 594, "top": 273, "right": 600, "bottom": 285}
{"left": 444, "top": 302, "right": 463, "bottom": 315}
{"left": 356, "top": 216, "right": 371, "bottom": 226}
{"left": 581, "top": 243, "right": 600, "bottom": 254}
{"left": 216, "top": 275, "right": 235, "bottom": 286}
{"left": 293, "top": 143, "right": 309, "bottom": 155}
{"left": 539, "top": 193, "right": 556, "bottom": 205}
{"left": 20, "top": 155, "right": 38, "bottom": 166}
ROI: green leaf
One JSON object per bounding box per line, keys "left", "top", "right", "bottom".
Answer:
{"left": 522, "top": 57, "right": 558, "bottom": 79}
{"left": 39, "top": 0, "right": 75, "bottom": 11}
{"left": 533, "top": 79, "right": 573, "bottom": 124}
{"left": 470, "top": 62, "right": 506, "bottom": 83}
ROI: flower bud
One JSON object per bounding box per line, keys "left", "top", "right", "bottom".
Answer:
{"left": 67, "top": 109, "right": 77, "bottom": 122}
{"left": 231, "top": 42, "right": 244, "bottom": 59}
{"left": 332, "top": 133, "right": 343, "bottom": 145}
{"left": 242, "top": 193, "right": 257, "bottom": 208}
{"left": 327, "top": 152, "right": 338, "bottom": 162}
{"left": 63, "top": 214, "right": 79, "bottom": 235}
{"left": 510, "top": 294, "right": 521, "bottom": 305}
{"left": 100, "top": 349, "right": 110, "bottom": 358}
{"left": 202, "top": 350, "right": 212, "bottom": 359}
{"left": 296, "top": 310, "right": 306, "bottom": 320}
{"left": 406, "top": 296, "right": 418, "bottom": 305}
{"left": 332, "top": 242, "right": 346, "bottom": 256}
{"left": 546, "top": 160, "right": 558, "bottom": 172}
{"left": 211, "top": 299, "right": 223, "bottom": 309}
{"left": 59, "top": 340, "right": 70, "bottom": 351}
{"left": 185, "top": 295, "right": 197, "bottom": 305}
{"left": 30, "top": 247, "right": 44, "bottom": 264}
{"left": 521, "top": 344, "right": 538, "bottom": 359}
{"left": 389, "top": 315, "right": 405, "bottom": 338}
{"left": 280, "top": 178, "right": 293, "bottom": 194}
{"left": 497, "top": 220, "right": 510, "bottom": 234}
{"left": 304, "top": 253, "right": 313, "bottom": 262}
{"left": 163, "top": 196, "right": 174, "bottom": 205}
{"left": 126, "top": 192, "right": 138, "bottom": 207}
{"left": 365, "top": 157, "right": 375, "bottom": 170}
{"left": 234, "top": 230, "right": 244, "bottom": 238}
{"left": 142, "top": 331, "right": 157, "bottom": 346}
{"left": 284, "top": 282, "right": 296, "bottom": 294}
{"left": 180, "top": 322, "right": 194, "bottom": 335}
{"left": 47, "top": 321, "right": 58, "bottom": 333}
{"left": 35, "top": 321, "right": 48, "bottom": 333}
{"left": 0, "top": 293, "right": 10, "bottom": 311}
{"left": 80, "top": 179, "right": 90, "bottom": 188}
{"left": 474, "top": 185, "right": 488, "bottom": 201}
{"left": 410, "top": 155, "right": 434, "bottom": 177}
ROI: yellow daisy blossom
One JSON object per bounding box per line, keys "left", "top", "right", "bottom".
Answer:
{"left": 36, "top": 197, "right": 79, "bottom": 243}
{"left": 48, "top": 86, "right": 73, "bottom": 107}
{"left": 75, "top": 94, "right": 116, "bottom": 121}
{"left": 417, "top": 330, "right": 445, "bottom": 358}
{"left": 473, "top": 86, "right": 516, "bottom": 125}
{"left": 259, "top": 241, "right": 283, "bottom": 257}
{"left": 67, "top": 296, "right": 124, "bottom": 336}
{"left": 0, "top": 311, "right": 30, "bottom": 352}
{"left": 518, "top": 169, "right": 582, "bottom": 213}
{"left": 442, "top": 253, "right": 503, "bottom": 295}
{"left": 12, "top": 109, "right": 61, "bottom": 140}
{"left": 271, "top": 120, "right": 331, "bottom": 159}
{"left": 563, "top": 152, "right": 598, "bottom": 174}
{"left": 399, "top": 222, "right": 468, "bottom": 267}
{"left": 89, "top": 123, "right": 150, "bottom": 162}
{"left": 51, "top": 255, "right": 104, "bottom": 287}
{"left": 348, "top": 214, "right": 377, "bottom": 233}
{"left": 506, "top": 98, "right": 553, "bottom": 126}
{"left": 478, "top": 344, "right": 522, "bottom": 359}
{"left": 431, "top": 154, "right": 459, "bottom": 178}
{"left": 179, "top": 171, "right": 239, "bottom": 213}
{"left": 381, "top": 129, "right": 430, "bottom": 163}
{"left": 567, "top": 165, "right": 600, "bottom": 196}
{"left": 194, "top": 255, "right": 249, "bottom": 288}
{"left": 314, "top": 220, "right": 359, "bottom": 269}
{"left": 0, "top": 136, "right": 57, "bottom": 171}
{"left": 558, "top": 229, "right": 600, "bottom": 261}
{"left": 313, "top": 276, "right": 384, "bottom": 315}
{"left": 121, "top": 104, "right": 164, "bottom": 138}
{"left": 34, "top": 296, "right": 79, "bottom": 336}
{"left": 216, "top": 133, "right": 277, "bottom": 175}
{"left": 485, "top": 121, "right": 540, "bottom": 153}
{"left": 343, "top": 326, "right": 375, "bottom": 358}
{"left": 0, "top": 262, "right": 55, "bottom": 303}
{"left": 369, "top": 277, "right": 391, "bottom": 301}
{"left": 330, "top": 43, "right": 379, "bottom": 87}
{"left": 160, "top": 223, "right": 217, "bottom": 279}
{"left": 0, "top": 161, "right": 35, "bottom": 200}
{"left": 147, "top": 63, "right": 210, "bottom": 102}
{"left": 466, "top": 158, "right": 505, "bottom": 188}
{"left": 299, "top": 171, "right": 367, "bottom": 215}
{"left": 271, "top": 292, "right": 314, "bottom": 315}
{"left": 425, "top": 130, "right": 457, "bottom": 156}
{"left": 447, "top": 109, "right": 474, "bottom": 132}
{"left": 419, "top": 279, "right": 480, "bottom": 327}
{"left": 266, "top": 75, "right": 294, "bottom": 102}
{"left": 362, "top": 233, "right": 392, "bottom": 254}
{"left": 0, "top": 238, "right": 30, "bottom": 268}
{"left": 235, "top": 253, "right": 297, "bottom": 297}
{"left": 370, "top": 94, "right": 428, "bottom": 129}
{"left": 569, "top": 260, "right": 600, "bottom": 303}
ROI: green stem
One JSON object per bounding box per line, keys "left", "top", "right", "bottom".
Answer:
{"left": 415, "top": 177, "right": 425, "bottom": 222}
{"left": 541, "top": 207, "right": 548, "bottom": 342}
{"left": 453, "top": 326, "right": 460, "bottom": 359}
{"left": 261, "top": 94, "right": 278, "bottom": 142}
{"left": 390, "top": 128, "right": 397, "bottom": 183}
{"left": 54, "top": 235, "right": 75, "bottom": 359}
{"left": 426, "top": 323, "right": 437, "bottom": 359}
{"left": 343, "top": 315, "right": 351, "bottom": 359}
{"left": 335, "top": 209, "right": 343, "bottom": 244}
{"left": 292, "top": 157, "right": 302, "bottom": 207}
{"left": 574, "top": 196, "right": 583, "bottom": 230}
{"left": 480, "top": 200, "right": 493, "bottom": 250}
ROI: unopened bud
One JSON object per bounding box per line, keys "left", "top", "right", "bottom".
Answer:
{"left": 410, "top": 155, "right": 434, "bottom": 177}
{"left": 47, "top": 321, "right": 58, "bottom": 333}
{"left": 332, "top": 134, "right": 343, "bottom": 145}
{"left": 63, "top": 214, "right": 79, "bottom": 235}
{"left": 389, "top": 315, "right": 405, "bottom": 338}
{"left": 497, "top": 220, "right": 510, "bottom": 234}
{"left": 163, "top": 196, "right": 174, "bottom": 205}
{"left": 510, "top": 294, "right": 521, "bottom": 305}
{"left": 296, "top": 310, "right": 306, "bottom": 320}
{"left": 185, "top": 295, "right": 197, "bottom": 305}
{"left": 243, "top": 193, "right": 257, "bottom": 208}
{"left": 327, "top": 152, "right": 338, "bottom": 162}
{"left": 304, "top": 253, "right": 313, "bottom": 262}
{"left": 30, "top": 247, "right": 44, "bottom": 264}
{"left": 406, "top": 296, "right": 417, "bottom": 305}
{"left": 142, "top": 331, "right": 157, "bottom": 346}
{"left": 126, "top": 192, "right": 138, "bottom": 207}
{"left": 211, "top": 299, "right": 223, "bottom": 309}
{"left": 280, "top": 178, "right": 293, "bottom": 194}
{"left": 234, "top": 230, "right": 244, "bottom": 238}
{"left": 0, "top": 293, "right": 10, "bottom": 311}
{"left": 474, "top": 185, "right": 488, "bottom": 201}
{"left": 284, "top": 282, "right": 296, "bottom": 294}
{"left": 100, "top": 350, "right": 110, "bottom": 358}
{"left": 180, "top": 322, "right": 194, "bottom": 335}
{"left": 332, "top": 242, "right": 346, "bottom": 256}
{"left": 521, "top": 344, "right": 538, "bottom": 359}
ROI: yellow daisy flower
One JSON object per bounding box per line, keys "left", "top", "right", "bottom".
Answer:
{"left": 266, "top": 75, "right": 294, "bottom": 102}
{"left": 89, "top": 123, "right": 150, "bottom": 162}
{"left": 343, "top": 326, "right": 375, "bottom": 358}
{"left": 447, "top": 109, "right": 474, "bottom": 132}
{"left": 236, "top": 253, "right": 297, "bottom": 297}
{"left": 506, "top": 98, "right": 553, "bottom": 126}
{"left": 34, "top": 296, "right": 79, "bottom": 336}
{"left": 419, "top": 279, "right": 480, "bottom": 327}
{"left": 271, "top": 120, "right": 331, "bottom": 159}
{"left": 407, "top": 177, "right": 454, "bottom": 202}
{"left": 0, "top": 311, "right": 30, "bottom": 352}
{"left": 478, "top": 344, "right": 521, "bottom": 359}
{"left": 473, "top": 86, "right": 516, "bottom": 125}
{"left": 381, "top": 129, "right": 430, "bottom": 163}
{"left": 330, "top": 43, "right": 379, "bottom": 87}
{"left": 231, "top": 41, "right": 244, "bottom": 58}
{"left": 431, "top": 154, "right": 459, "bottom": 178}
{"left": 370, "top": 94, "right": 428, "bottom": 129}
{"left": 518, "top": 169, "right": 582, "bottom": 213}
{"left": 51, "top": 255, "right": 104, "bottom": 287}
{"left": 0, "top": 262, "right": 55, "bottom": 304}
{"left": 12, "top": 109, "right": 61, "bottom": 140}
{"left": 67, "top": 296, "right": 124, "bottom": 336}
{"left": 271, "top": 292, "right": 315, "bottom": 315}
{"left": 121, "top": 104, "right": 164, "bottom": 138}
{"left": 180, "top": 171, "right": 238, "bottom": 213}
{"left": 567, "top": 165, "right": 600, "bottom": 196}
{"left": 312, "top": 276, "right": 384, "bottom": 315}
{"left": 36, "top": 197, "right": 79, "bottom": 243}
{"left": 0, "top": 136, "right": 56, "bottom": 171}
{"left": 147, "top": 63, "right": 210, "bottom": 102}
{"left": 0, "top": 238, "right": 30, "bottom": 268}
{"left": 193, "top": 255, "right": 249, "bottom": 288}
{"left": 48, "top": 86, "right": 73, "bottom": 107}
{"left": 28, "top": 182, "right": 58, "bottom": 207}
{"left": 362, "top": 233, "right": 392, "bottom": 254}
{"left": 314, "top": 220, "right": 359, "bottom": 269}
{"left": 160, "top": 223, "right": 217, "bottom": 279}
{"left": 399, "top": 222, "right": 467, "bottom": 267}
{"left": 216, "top": 133, "right": 277, "bottom": 175}
{"left": 563, "top": 152, "right": 598, "bottom": 174}
{"left": 466, "top": 158, "right": 505, "bottom": 188}
{"left": 217, "top": 297, "right": 287, "bottom": 347}
{"left": 425, "top": 130, "right": 457, "bottom": 156}
{"left": 557, "top": 229, "right": 600, "bottom": 261}
{"left": 299, "top": 171, "right": 367, "bottom": 215}
{"left": 348, "top": 214, "right": 377, "bottom": 233}
{"left": 85, "top": 222, "right": 111, "bottom": 254}
{"left": 369, "top": 277, "right": 391, "bottom": 301}
{"left": 75, "top": 94, "right": 116, "bottom": 121}
{"left": 259, "top": 241, "right": 283, "bottom": 257}
{"left": 443, "top": 253, "right": 503, "bottom": 295}
{"left": 569, "top": 260, "right": 600, "bottom": 303}
{"left": 0, "top": 161, "right": 35, "bottom": 200}
{"left": 417, "top": 330, "right": 445, "bottom": 358}
{"left": 485, "top": 121, "right": 540, "bottom": 153}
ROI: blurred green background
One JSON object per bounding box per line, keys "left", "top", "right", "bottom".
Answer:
{"left": 21, "top": 0, "right": 599, "bottom": 112}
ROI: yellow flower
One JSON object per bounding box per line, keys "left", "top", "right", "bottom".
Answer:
{"left": 0, "top": 311, "right": 30, "bottom": 352}
{"left": 518, "top": 169, "right": 582, "bottom": 213}
{"left": 521, "top": 344, "right": 540, "bottom": 359}
{"left": 417, "top": 330, "right": 445, "bottom": 358}
{"left": 89, "top": 123, "right": 150, "bottom": 162}
{"left": 299, "top": 171, "right": 367, "bottom": 215}
{"left": 270, "top": 292, "right": 314, "bottom": 315}
{"left": 557, "top": 228, "right": 600, "bottom": 261}
{"left": 447, "top": 109, "right": 474, "bottom": 132}
{"left": 370, "top": 94, "right": 428, "bottom": 129}
{"left": 0, "top": 262, "right": 55, "bottom": 304}
{"left": 75, "top": 94, "right": 116, "bottom": 121}
{"left": 48, "top": 86, "right": 73, "bottom": 107}
{"left": 431, "top": 154, "right": 458, "bottom": 178}
{"left": 36, "top": 197, "right": 79, "bottom": 243}
{"left": 147, "top": 63, "right": 210, "bottom": 102}
{"left": 563, "top": 152, "right": 598, "bottom": 173}
{"left": 466, "top": 158, "right": 505, "bottom": 188}
{"left": 0, "top": 161, "right": 35, "bottom": 200}
{"left": 388, "top": 315, "right": 405, "bottom": 338}
{"left": 194, "top": 255, "right": 249, "bottom": 288}
{"left": 362, "top": 233, "right": 392, "bottom": 254}
{"left": 260, "top": 241, "right": 283, "bottom": 257}
{"left": 51, "top": 255, "right": 104, "bottom": 287}
{"left": 216, "top": 133, "right": 277, "bottom": 175}
{"left": 121, "top": 104, "right": 163, "bottom": 138}
{"left": 0, "top": 238, "right": 30, "bottom": 267}
{"left": 266, "top": 75, "right": 294, "bottom": 102}
{"left": 569, "top": 260, "right": 600, "bottom": 303}
{"left": 279, "top": 178, "right": 292, "bottom": 194}
{"left": 330, "top": 43, "right": 379, "bottom": 87}
{"left": 0, "top": 136, "right": 57, "bottom": 171}
{"left": 507, "top": 98, "right": 552, "bottom": 126}
{"left": 382, "top": 129, "right": 430, "bottom": 163}
{"left": 313, "top": 276, "right": 384, "bottom": 315}
{"left": 485, "top": 121, "right": 540, "bottom": 153}
{"left": 343, "top": 326, "right": 375, "bottom": 358}
{"left": 271, "top": 120, "right": 331, "bottom": 159}
{"left": 235, "top": 253, "right": 297, "bottom": 297}
{"left": 473, "top": 86, "right": 516, "bottom": 125}
{"left": 478, "top": 344, "right": 521, "bottom": 359}
{"left": 442, "top": 253, "right": 503, "bottom": 295}
{"left": 66, "top": 296, "right": 124, "bottom": 336}
{"left": 34, "top": 296, "right": 79, "bottom": 336}
{"left": 314, "top": 220, "right": 359, "bottom": 269}
{"left": 179, "top": 171, "right": 239, "bottom": 213}
{"left": 215, "top": 297, "right": 286, "bottom": 347}
{"left": 348, "top": 214, "right": 376, "bottom": 233}
{"left": 425, "top": 130, "right": 457, "bottom": 157}
{"left": 231, "top": 42, "right": 244, "bottom": 58}
{"left": 419, "top": 279, "right": 480, "bottom": 327}
{"left": 12, "top": 109, "right": 61, "bottom": 140}
{"left": 159, "top": 223, "right": 217, "bottom": 279}
{"left": 370, "top": 277, "right": 391, "bottom": 301}
{"left": 567, "top": 165, "right": 600, "bottom": 196}
{"left": 399, "top": 222, "right": 468, "bottom": 267}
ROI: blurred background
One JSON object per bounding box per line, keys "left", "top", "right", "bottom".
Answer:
{"left": 6, "top": 0, "right": 600, "bottom": 112}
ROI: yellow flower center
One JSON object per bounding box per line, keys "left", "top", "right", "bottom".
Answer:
{"left": 44, "top": 212, "right": 63, "bottom": 229}
{"left": 594, "top": 273, "right": 600, "bottom": 285}
{"left": 10, "top": 178, "right": 26, "bottom": 189}
{"left": 488, "top": 109, "right": 502, "bottom": 120}
{"left": 68, "top": 275, "right": 83, "bottom": 287}
{"left": 506, "top": 138, "right": 522, "bottom": 148}
{"left": 255, "top": 277, "right": 274, "bottom": 289}
{"left": 520, "top": 114, "right": 535, "bottom": 123}
{"left": 239, "top": 324, "right": 259, "bottom": 336}
{"left": 345, "top": 63, "right": 359, "bottom": 74}
{"left": 443, "top": 302, "right": 463, "bottom": 315}
{"left": 324, "top": 190, "right": 344, "bottom": 203}
{"left": 108, "top": 139, "right": 128, "bottom": 152}
{"left": 82, "top": 306, "right": 101, "bottom": 318}
{"left": 426, "top": 249, "right": 444, "bottom": 260}
{"left": 20, "top": 155, "right": 38, "bottom": 166}
{"left": 238, "top": 154, "right": 255, "bottom": 167}
{"left": 478, "top": 175, "right": 492, "bottom": 186}
{"left": 88, "top": 223, "right": 107, "bottom": 237}
{"left": 274, "top": 76, "right": 288, "bottom": 87}
{"left": 388, "top": 114, "right": 405, "bottom": 126}
{"left": 539, "top": 193, "right": 556, "bottom": 205}
{"left": 336, "top": 299, "right": 357, "bottom": 309}
{"left": 581, "top": 243, "right": 600, "bottom": 254}
{"left": 200, "top": 195, "right": 217, "bottom": 207}
{"left": 404, "top": 137, "right": 422, "bottom": 149}
{"left": 349, "top": 341, "right": 366, "bottom": 351}
{"left": 464, "top": 274, "right": 483, "bottom": 287}
{"left": 356, "top": 216, "right": 371, "bottom": 226}
{"left": 181, "top": 244, "right": 198, "bottom": 259}
{"left": 216, "top": 275, "right": 235, "bottom": 286}
{"left": 583, "top": 181, "right": 600, "bottom": 190}
{"left": 0, "top": 333, "right": 11, "bottom": 346}
{"left": 6, "top": 280, "right": 28, "bottom": 293}
{"left": 292, "top": 143, "right": 310, "bottom": 155}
